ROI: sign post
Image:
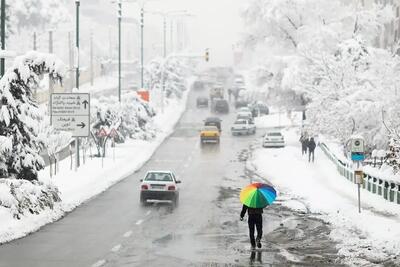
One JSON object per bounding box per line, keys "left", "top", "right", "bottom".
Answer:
{"left": 51, "top": 93, "right": 90, "bottom": 171}
{"left": 350, "top": 136, "right": 365, "bottom": 213}
{"left": 109, "top": 128, "right": 118, "bottom": 162}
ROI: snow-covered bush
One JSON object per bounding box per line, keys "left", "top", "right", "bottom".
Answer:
{"left": 0, "top": 51, "right": 65, "bottom": 180}
{"left": 90, "top": 92, "right": 156, "bottom": 156}
{"left": 0, "top": 178, "right": 61, "bottom": 220}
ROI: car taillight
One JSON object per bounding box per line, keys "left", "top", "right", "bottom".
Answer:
{"left": 141, "top": 185, "right": 148, "bottom": 190}
{"left": 168, "top": 185, "right": 176, "bottom": 191}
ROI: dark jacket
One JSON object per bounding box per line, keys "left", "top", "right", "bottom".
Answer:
{"left": 308, "top": 138, "right": 316, "bottom": 151}
{"left": 240, "top": 205, "right": 263, "bottom": 218}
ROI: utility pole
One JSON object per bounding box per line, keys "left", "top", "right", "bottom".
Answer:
{"left": 68, "top": 31, "right": 74, "bottom": 92}
{"left": 163, "top": 16, "right": 167, "bottom": 58}
{"left": 140, "top": 6, "right": 144, "bottom": 89}
{"left": 33, "top": 32, "right": 37, "bottom": 50}
{"left": 169, "top": 19, "right": 173, "bottom": 54}
{"left": 75, "top": 0, "right": 80, "bottom": 169}
{"left": 0, "top": 0, "right": 5, "bottom": 78}
{"left": 90, "top": 31, "right": 94, "bottom": 86}
{"left": 49, "top": 30, "right": 54, "bottom": 98}
{"left": 118, "top": 0, "right": 122, "bottom": 102}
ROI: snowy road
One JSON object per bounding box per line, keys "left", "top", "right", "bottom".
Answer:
{"left": 0, "top": 90, "right": 342, "bottom": 267}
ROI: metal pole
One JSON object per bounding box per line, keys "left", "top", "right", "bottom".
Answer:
{"left": 49, "top": 31, "right": 54, "bottom": 96}
{"left": 140, "top": 7, "right": 144, "bottom": 89}
{"left": 118, "top": 0, "right": 122, "bottom": 102}
{"left": 163, "top": 16, "right": 167, "bottom": 58}
{"left": 33, "top": 32, "right": 37, "bottom": 50}
{"left": 68, "top": 32, "right": 74, "bottom": 92}
{"left": 0, "top": 0, "right": 5, "bottom": 77}
{"left": 357, "top": 161, "right": 361, "bottom": 213}
{"left": 75, "top": 0, "right": 80, "bottom": 169}
{"left": 170, "top": 19, "right": 173, "bottom": 53}
{"left": 161, "top": 60, "right": 165, "bottom": 113}
{"left": 90, "top": 31, "right": 94, "bottom": 86}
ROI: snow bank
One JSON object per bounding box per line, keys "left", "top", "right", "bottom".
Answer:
{"left": 250, "top": 129, "right": 400, "bottom": 264}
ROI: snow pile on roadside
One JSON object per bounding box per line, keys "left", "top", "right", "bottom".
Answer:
{"left": 250, "top": 129, "right": 400, "bottom": 265}
{"left": 0, "top": 179, "right": 61, "bottom": 242}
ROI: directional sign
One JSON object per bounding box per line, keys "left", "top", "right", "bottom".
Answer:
{"left": 51, "top": 93, "right": 90, "bottom": 137}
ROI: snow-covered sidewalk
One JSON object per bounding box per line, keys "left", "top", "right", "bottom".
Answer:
{"left": 250, "top": 128, "right": 400, "bottom": 265}
{"left": 0, "top": 83, "right": 190, "bottom": 244}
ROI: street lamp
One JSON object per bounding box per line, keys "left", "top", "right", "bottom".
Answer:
{"left": 1, "top": 0, "right": 6, "bottom": 77}
{"left": 118, "top": 0, "right": 122, "bottom": 102}
{"left": 75, "top": 0, "right": 80, "bottom": 169}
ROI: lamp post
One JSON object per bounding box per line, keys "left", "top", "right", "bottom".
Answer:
{"left": 1, "top": 0, "right": 5, "bottom": 78}
{"left": 140, "top": 6, "right": 144, "bottom": 89}
{"left": 118, "top": 0, "right": 122, "bottom": 102}
{"left": 75, "top": 0, "right": 80, "bottom": 169}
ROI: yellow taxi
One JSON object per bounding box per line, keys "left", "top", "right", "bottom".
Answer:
{"left": 200, "top": 126, "right": 220, "bottom": 144}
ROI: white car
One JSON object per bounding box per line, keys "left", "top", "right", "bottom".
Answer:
{"left": 140, "top": 171, "right": 181, "bottom": 205}
{"left": 236, "top": 111, "right": 253, "bottom": 121}
{"left": 231, "top": 119, "right": 256, "bottom": 135}
{"left": 238, "top": 107, "right": 251, "bottom": 113}
{"left": 263, "top": 131, "right": 285, "bottom": 148}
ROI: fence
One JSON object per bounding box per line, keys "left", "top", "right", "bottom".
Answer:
{"left": 319, "top": 143, "right": 400, "bottom": 205}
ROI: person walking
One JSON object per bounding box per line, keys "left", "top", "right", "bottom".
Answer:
{"left": 240, "top": 204, "right": 263, "bottom": 249}
{"left": 308, "top": 137, "right": 316, "bottom": 162}
{"left": 299, "top": 133, "right": 308, "bottom": 155}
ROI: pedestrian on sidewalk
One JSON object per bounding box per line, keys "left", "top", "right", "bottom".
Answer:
{"left": 308, "top": 137, "right": 316, "bottom": 162}
{"left": 299, "top": 133, "right": 308, "bottom": 155}
{"left": 240, "top": 205, "right": 263, "bottom": 249}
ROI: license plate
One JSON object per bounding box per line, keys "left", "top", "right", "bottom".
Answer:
{"left": 151, "top": 185, "right": 165, "bottom": 189}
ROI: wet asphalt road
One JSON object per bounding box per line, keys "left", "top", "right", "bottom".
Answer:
{"left": 0, "top": 89, "right": 343, "bottom": 267}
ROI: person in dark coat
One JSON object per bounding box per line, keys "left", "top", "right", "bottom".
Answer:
{"left": 240, "top": 205, "right": 263, "bottom": 249}
{"left": 299, "top": 134, "right": 308, "bottom": 155}
{"left": 308, "top": 137, "right": 316, "bottom": 162}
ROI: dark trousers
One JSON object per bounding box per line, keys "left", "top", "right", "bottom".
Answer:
{"left": 248, "top": 214, "right": 263, "bottom": 246}
{"left": 309, "top": 150, "right": 315, "bottom": 162}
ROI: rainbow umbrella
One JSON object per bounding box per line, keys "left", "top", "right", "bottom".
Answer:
{"left": 240, "top": 183, "right": 277, "bottom": 208}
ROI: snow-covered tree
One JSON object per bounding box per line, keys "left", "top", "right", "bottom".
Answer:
{"left": 0, "top": 51, "right": 65, "bottom": 181}
{"left": 11, "top": 0, "right": 70, "bottom": 32}
{"left": 145, "top": 57, "right": 193, "bottom": 99}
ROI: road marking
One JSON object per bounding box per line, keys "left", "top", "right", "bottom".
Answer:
{"left": 136, "top": 219, "right": 144, "bottom": 225}
{"left": 111, "top": 244, "right": 122, "bottom": 253}
{"left": 146, "top": 210, "right": 152, "bottom": 216}
{"left": 91, "top": 260, "right": 106, "bottom": 267}
{"left": 123, "top": 230, "right": 133, "bottom": 238}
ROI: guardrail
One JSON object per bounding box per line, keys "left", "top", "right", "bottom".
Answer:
{"left": 319, "top": 143, "right": 400, "bottom": 205}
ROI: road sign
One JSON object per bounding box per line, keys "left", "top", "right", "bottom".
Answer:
{"left": 97, "top": 127, "right": 108, "bottom": 137}
{"left": 350, "top": 137, "right": 365, "bottom": 161}
{"left": 51, "top": 93, "right": 90, "bottom": 137}
{"left": 109, "top": 128, "right": 118, "bottom": 138}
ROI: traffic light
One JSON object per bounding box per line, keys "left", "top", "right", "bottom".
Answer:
{"left": 205, "top": 48, "right": 209, "bottom": 62}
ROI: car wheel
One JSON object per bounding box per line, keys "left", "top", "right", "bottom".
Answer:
{"left": 173, "top": 194, "right": 179, "bottom": 207}
{"left": 140, "top": 194, "right": 147, "bottom": 205}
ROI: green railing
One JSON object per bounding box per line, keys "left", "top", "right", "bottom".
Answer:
{"left": 319, "top": 143, "right": 400, "bottom": 205}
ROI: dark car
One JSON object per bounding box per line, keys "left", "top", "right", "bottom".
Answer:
{"left": 196, "top": 97, "right": 209, "bottom": 108}
{"left": 204, "top": 117, "right": 222, "bottom": 132}
{"left": 193, "top": 80, "right": 205, "bottom": 90}
{"left": 213, "top": 99, "right": 229, "bottom": 113}
{"left": 250, "top": 102, "right": 269, "bottom": 116}
{"left": 235, "top": 99, "right": 249, "bottom": 109}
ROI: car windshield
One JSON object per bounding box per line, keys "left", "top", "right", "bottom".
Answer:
{"left": 203, "top": 126, "right": 218, "bottom": 131}
{"left": 145, "top": 172, "right": 173, "bottom": 182}
{"left": 267, "top": 132, "right": 282, "bottom": 136}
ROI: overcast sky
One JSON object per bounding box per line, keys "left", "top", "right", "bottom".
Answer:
{"left": 129, "top": 0, "right": 246, "bottom": 66}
